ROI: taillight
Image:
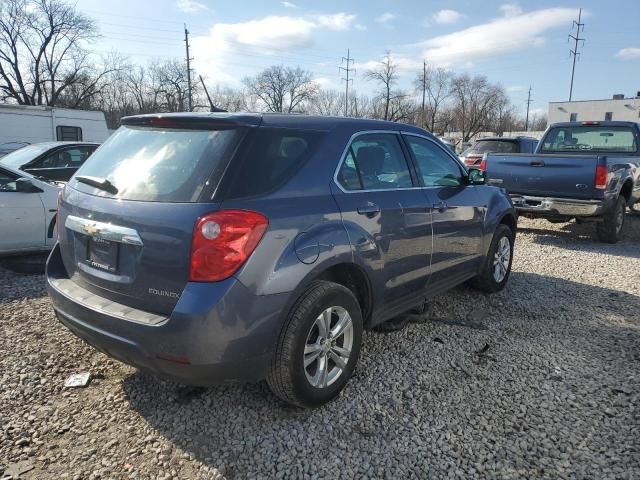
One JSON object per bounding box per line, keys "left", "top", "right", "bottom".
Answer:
{"left": 479, "top": 154, "right": 487, "bottom": 172}
{"left": 189, "top": 210, "right": 268, "bottom": 282}
{"left": 595, "top": 164, "right": 607, "bottom": 190}
{"left": 56, "top": 190, "right": 63, "bottom": 239}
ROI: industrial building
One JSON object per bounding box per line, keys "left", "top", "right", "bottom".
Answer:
{"left": 548, "top": 93, "right": 640, "bottom": 124}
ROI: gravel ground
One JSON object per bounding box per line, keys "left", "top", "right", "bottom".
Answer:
{"left": 1, "top": 216, "right": 639, "bottom": 479}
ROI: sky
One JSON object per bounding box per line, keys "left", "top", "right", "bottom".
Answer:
{"left": 78, "top": 0, "right": 640, "bottom": 118}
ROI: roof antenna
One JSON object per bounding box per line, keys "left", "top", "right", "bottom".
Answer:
{"left": 200, "top": 75, "right": 227, "bottom": 113}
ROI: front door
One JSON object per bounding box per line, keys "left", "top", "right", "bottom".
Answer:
{"left": 402, "top": 134, "right": 484, "bottom": 290}
{"left": 0, "top": 169, "right": 45, "bottom": 252}
{"left": 332, "top": 132, "right": 433, "bottom": 312}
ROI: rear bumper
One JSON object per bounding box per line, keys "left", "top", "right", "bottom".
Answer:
{"left": 510, "top": 195, "right": 606, "bottom": 217}
{"left": 46, "top": 244, "right": 288, "bottom": 385}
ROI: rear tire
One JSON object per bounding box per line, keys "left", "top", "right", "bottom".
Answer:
{"left": 267, "top": 281, "right": 363, "bottom": 408}
{"left": 596, "top": 196, "right": 625, "bottom": 243}
{"left": 469, "top": 224, "right": 514, "bottom": 293}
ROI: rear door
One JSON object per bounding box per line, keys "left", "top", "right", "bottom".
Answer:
{"left": 332, "top": 132, "right": 433, "bottom": 310}
{"left": 57, "top": 124, "right": 248, "bottom": 315}
{"left": 402, "top": 134, "right": 484, "bottom": 287}
{"left": 0, "top": 168, "right": 45, "bottom": 252}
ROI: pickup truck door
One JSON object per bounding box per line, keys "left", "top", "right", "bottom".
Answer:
{"left": 332, "top": 132, "right": 433, "bottom": 311}
{"left": 402, "top": 134, "right": 484, "bottom": 289}
{"left": 0, "top": 169, "right": 46, "bottom": 253}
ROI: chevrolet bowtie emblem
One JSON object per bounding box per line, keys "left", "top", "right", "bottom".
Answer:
{"left": 83, "top": 223, "right": 99, "bottom": 235}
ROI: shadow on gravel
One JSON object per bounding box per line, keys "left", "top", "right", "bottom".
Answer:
{"left": 119, "top": 272, "right": 640, "bottom": 478}
{"left": 518, "top": 215, "right": 640, "bottom": 259}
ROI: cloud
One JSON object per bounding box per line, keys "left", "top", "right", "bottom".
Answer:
{"left": 281, "top": 1, "right": 297, "bottom": 7}
{"left": 499, "top": 4, "right": 523, "bottom": 18}
{"left": 616, "top": 47, "right": 640, "bottom": 60}
{"left": 316, "top": 13, "right": 356, "bottom": 31}
{"left": 506, "top": 85, "right": 526, "bottom": 92}
{"left": 355, "top": 23, "right": 367, "bottom": 31}
{"left": 192, "top": 13, "right": 356, "bottom": 84}
{"left": 376, "top": 13, "right": 397, "bottom": 24}
{"left": 355, "top": 53, "right": 422, "bottom": 74}
{"left": 433, "top": 9, "right": 462, "bottom": 24}
{"left": 176, "top": 0, "right": 207, "bottom": 13}
{"left": 416, "top": 6, "right": 578, "bottom": 66}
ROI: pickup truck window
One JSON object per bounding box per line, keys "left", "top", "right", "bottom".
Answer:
{"left": 541, "top": 126, "right": 638, "bottom": 153}
{"left": 463, "top": 140, "right": 519, "bottom": 156}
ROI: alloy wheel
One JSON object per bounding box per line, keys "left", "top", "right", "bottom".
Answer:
{"left": 304, "top": 306, "right": 354, "bottom": 388}
{"left": 493, "top": 236, "right": 511, "bottom": 283}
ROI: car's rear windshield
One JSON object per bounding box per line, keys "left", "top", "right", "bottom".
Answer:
{"left": 217, "top": 127, "right": 326, "bottom": 200}
{"left": 464, "top": 140, "right": 519, "bottom": 155}
{"left": 70, "top": 126, "right": 246, "bottom": 202}
{"left": 540, "top": 126, "right": 638, "bottom": 153}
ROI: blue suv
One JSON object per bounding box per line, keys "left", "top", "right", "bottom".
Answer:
{"left": 46, "top": 113, "right": 517, "bottom": 407}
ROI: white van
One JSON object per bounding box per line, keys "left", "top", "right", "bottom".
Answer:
{"left": 0, "top": 104, "right": 109, "bottom": 152}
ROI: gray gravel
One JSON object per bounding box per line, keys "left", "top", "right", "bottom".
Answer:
{"left": 1, "top": 216, "right": 639, "bottom": 479}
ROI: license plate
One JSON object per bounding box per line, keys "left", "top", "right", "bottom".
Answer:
{"left": 86, "top": 237, "right": 119, "bottom": 273}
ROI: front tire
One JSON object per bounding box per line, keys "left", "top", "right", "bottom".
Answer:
{"left": 596, "top": 196, "right": 625, "bottom": 243}
{"left": 267, "top": 281, "right": 363, "bottom": 408}
{"left": 469, "top": 224, "right": 514, "bottom": 293}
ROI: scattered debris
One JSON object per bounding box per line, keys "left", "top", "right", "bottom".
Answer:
{"left": 64, "top": 372, "right": 91, "bottom": 388}
{"left": 432, "top": 337, "right": 444, "bottom": 344}
{"left": 475, "top": 343, "right": 490, "bottom": 355}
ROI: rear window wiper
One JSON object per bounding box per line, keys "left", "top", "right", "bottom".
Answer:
{"left": 75, "top": 175, "right": 118, "bottom": 195}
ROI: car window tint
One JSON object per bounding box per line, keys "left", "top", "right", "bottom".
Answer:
{"left": 0, "top": 170, "right": 18, "bottom": 192}
{"left": 337, "top": 133, "right": 412, "bottom": 191}
{"left": 404, "top": 136, "right": 463, "bottom": 187}
{"left": 222, "top": 127, "right": 325, "bottom": 200}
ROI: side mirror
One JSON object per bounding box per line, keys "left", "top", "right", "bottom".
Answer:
{"left": 467, "top": 168, "right": 486, "bottom": 185}
{"left": 16, "top": 178, "right": 43, "bottom": 193}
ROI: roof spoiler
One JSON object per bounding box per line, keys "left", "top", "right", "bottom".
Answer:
{"left": 120, "top": 114, "right": 260, "bottom": 130}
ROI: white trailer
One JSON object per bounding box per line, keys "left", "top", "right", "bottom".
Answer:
{"left": 0, "top": 104, "right": 109, "bottom": 146}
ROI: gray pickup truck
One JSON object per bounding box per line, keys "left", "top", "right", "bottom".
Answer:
{"left": 485, "top": 121, "right": 640, "bottom": 243}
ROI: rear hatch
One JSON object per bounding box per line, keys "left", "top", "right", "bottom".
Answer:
{"left": 57, "top": 115, "right": 255, "bottom": 315}
{"left": 485, "top": 153, "right": 599, "bottom": 199}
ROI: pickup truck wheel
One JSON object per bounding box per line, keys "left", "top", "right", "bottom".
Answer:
{"left": 469, "top": 224, "right": 514, "bottom": 293}
{"left": 267, "top": 281, "right": 363, "bottom": 408}
{"left": 596, "top": 197, "right": 625, "bottom": 243}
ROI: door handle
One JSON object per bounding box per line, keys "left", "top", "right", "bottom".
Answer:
{"left": 434, "top": 201, "right": 448, "bottom": 212}
{"left": 530, "top": 160, "right": 545, "bottom": 167}
{"left": 357, "top": 203, "right": 381, "bottom": 218}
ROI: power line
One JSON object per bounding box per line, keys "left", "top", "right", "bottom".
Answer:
{"left": 185, "top": 24, "right": 193, "bottom": 111}
{"left": 339, "top": 49, "right": 354, "bottom": 116}
{"left": 568, "top": 8, "right": 585, "bottom": 101}
{"left": 525, "top": 86, "right": 533, "bottom": 131}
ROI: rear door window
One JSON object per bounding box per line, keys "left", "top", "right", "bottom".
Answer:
{"left": 220, "top": 127, "right": 325, "bottom": 199}
{"left": 71, "top": 126, "right": 246, "bottom": 202}
{"left": 336, "top": 133, "right": 413, "bottom": 191}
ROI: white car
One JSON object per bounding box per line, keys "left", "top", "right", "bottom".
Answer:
{"left": 0, "top": 164, "right": 62, "bottom": 256}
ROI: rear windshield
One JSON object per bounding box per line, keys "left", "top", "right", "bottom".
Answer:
{"left": 463, "top": 140, "right": 519, "bottom": 156}
{"left": 218, "top": 127, "right": 325, "bottom": 200}
{"left": 71, "top": 126, "right": 245, "bottom": 202}
{"left": 540, "top": 126, "right": 638, "bottom": 153}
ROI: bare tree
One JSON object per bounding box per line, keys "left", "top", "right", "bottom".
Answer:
{"left": 309, "top": 89, "right": 345, "bottom": 116}
{"left": 243, "top": 65, "right": 318, "bottom": 113}
{"left": 450, "top": 74, "right": 506, "bottom": 142}
{"left": 364, "top": 51, "right": 398, "bottom": 121}
{"left": 414, "top": 66, "right": 452, "bottom": 132}
{"left": 0, "top": 0, "right": 101, "bottom": 105}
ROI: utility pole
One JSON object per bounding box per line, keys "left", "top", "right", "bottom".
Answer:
{"left": 568, "top": 8, "right": 585, "bottom": 102}
{"left": 525, "top": 86, "right": 533, "bottom": 131}
{"left": 184, "top": 24, "right": 193, "bottom": 111}
{"left": 421, "top": 60, "right": 427, "bottom": 129}
{"left": 339, "top": 49, "right": 354, "bottom": 116}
